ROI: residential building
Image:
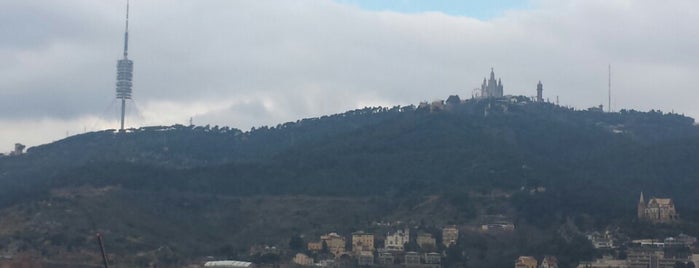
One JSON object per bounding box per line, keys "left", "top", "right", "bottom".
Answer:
{"left": 351, "top": 231, "right": 375, "bottom": 254}
{"left": 577, "top": 256, "right": 628, "bottom": 268}
{"left": 378, "top": 252, "right": 395, "bottom": 265}
{"left": 357, "top": 251, "right": 374, "bottom": 266}
{"left": 417, "top": 233, "right": 437, "bottom": 250}
{"left": 405, "top": 252, "right": 421, "bottom": 266}
{"left": 626, "top": 247, "right": 692, "bottom": 268}
{"left": 293, "top": 253, "right": 313, "bottom": 266}
{"left": 586, "top": 231, "right": 615, "bottom": 249}
{"left": 442, "top": 225, "right": 459, "bottom": 247}
{"left": 307, "top": 241, "right": 322, "bottom": 252}
{"left": 424, "top": 252, "right": 441, "bottom": 264}
{"left": 321, "top": 232, "right": 347, "bottom": 256}
{"left": 204, "top": 260, "right": 254, "bottom": 268}
{"left": 665, "top": 234, "right": 697, "bottom": 247}
{"left": 637, "top": 193, "right": 679, "bottom": 223}
{"left": 515, "top": 256, "right": 538, "bottom": 268}
{"left": 385, "top": 228, "right": 410, "bottom": 251}
{"left": 481, "top": 223, "right": 516, "bottom": 232}
{"left": 540, "top": 256, "right": 558, "bottom": 268}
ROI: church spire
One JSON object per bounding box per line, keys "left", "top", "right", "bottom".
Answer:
{"left": 638, "top": 192, "right": 647, "bottom": 220}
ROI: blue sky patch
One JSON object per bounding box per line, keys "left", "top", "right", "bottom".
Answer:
{"left": 334, "top": 0, "right": 530, "bottom": 19}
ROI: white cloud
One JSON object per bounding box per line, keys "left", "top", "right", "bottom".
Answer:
{"left": 1, "top": 0, "right": 698, "bottom": 148}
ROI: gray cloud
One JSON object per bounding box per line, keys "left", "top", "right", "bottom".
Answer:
{"left": 1, "top": 0, "right": 698, "bottom": 148}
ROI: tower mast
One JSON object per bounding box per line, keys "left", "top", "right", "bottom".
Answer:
{"left": 608, "top": 64, "right": 611, "bottom": 112}
{"left": 116, "top": 0, "right": 134, "bottom": 132}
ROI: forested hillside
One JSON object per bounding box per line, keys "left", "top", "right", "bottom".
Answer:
{"left": 0, "top": 97, "right": 697, "bottom": 267}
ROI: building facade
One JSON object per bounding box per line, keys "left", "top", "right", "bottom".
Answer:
{"left": 442, "top": 225, "right": 459, "bottom": 247}
{"left": 540, "top": 256, "right": 559, "bottom": 268}
{"left": 416, "top": 233, "right": 437, "bottom": 250}
{"left": 480, "top": 68, "right": 504, "bottom": 98}
{"left": 516, "top": 256, "right": 538, "bottom": 268}
{"left": 351, "top": 231, "right": 375, "bottom": 254}
{"left": 637, "top": 193, "right": 679, "bottom": 223}
{"left": 385, "top": 228, "right": 410, "bottom": 251}
{"left": 320, "top": 233, "right": 347, "bottom": 256}
{"left": 293, "top": 253, "right": 314, "bottom": 266}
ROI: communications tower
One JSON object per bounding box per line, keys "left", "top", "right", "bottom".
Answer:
{"left": 116, "top": 0, "right": 133, "bottom": 132}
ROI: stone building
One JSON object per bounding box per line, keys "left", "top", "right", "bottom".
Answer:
{"left": 480, "top": 68, "right": 504, "bottom": 98}
{"left": 637, "top": 193, "right": 679, "bottom": 223}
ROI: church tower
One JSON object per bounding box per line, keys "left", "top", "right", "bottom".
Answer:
{"left": 536, "top": 81, "right": 543, "bottom": 102}
{"left": 480, "top": 68, "right": 504, "bottom": 98}
{"left": 637, "top": 192, "right": 646, "bottom": 220}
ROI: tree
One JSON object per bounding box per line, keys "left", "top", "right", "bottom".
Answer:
{"left": 289, "top": 234, "right": 305, "bottom": 251}
{"left": 321, "top": 241, "right": 329, "bottom": 254}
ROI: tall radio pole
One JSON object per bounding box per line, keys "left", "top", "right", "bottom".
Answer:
{"left": 608, "top": 64, "right": 611, "bottom": 112}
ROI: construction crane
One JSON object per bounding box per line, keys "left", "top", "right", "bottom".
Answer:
{"left": 96, "top": 233, "right": 109, "bottom": 268}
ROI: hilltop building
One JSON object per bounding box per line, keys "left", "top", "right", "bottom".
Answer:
{"left": 204, "top": 260, "right": 254, "bottom": 268}
{"left": 540, "top": 256, "right": 559, "bottom": 268}
{"left": 320, "top": 233, "right": 346, "bottom": 256}
{"left": 416, "top": 233, "right": 437, "bottom": 250}
{"left": 351, "top": 231, "right": 374, "bottom": 254}
{"left": 9, "top": 143, "right": 25, "bottom": 156}
{"left": 515, "top": 256, "right": 538, "bottom": 268}
{"left": 480, "top": 68, "right": 504, "bottom": 98}
{"left": 357, "top": 251, "right": 374, "bottom": 266}
{"left": 378, "top": 252, "right": 395, "bottom": 265}
{"left": 293, "top": 253, "right": 313, "bottom": 266}
{"left": 442, "top": 225, "right": 459, "bottom": 247}
{"left": 385, "top": 228, "right": 410, "bottom": 251}
{"left": 536, "top": 81, "right": 544, "bottom": 102}
{"left": 637, "top": 193, "right": 679, "bottom": 223}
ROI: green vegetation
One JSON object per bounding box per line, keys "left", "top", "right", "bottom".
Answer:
{"left": 0, "top": 98, "right": 697, "bottom": 267}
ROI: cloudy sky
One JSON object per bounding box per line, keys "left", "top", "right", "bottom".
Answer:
{"left": 2, "top": 0, "right": 698, "bottom": 150}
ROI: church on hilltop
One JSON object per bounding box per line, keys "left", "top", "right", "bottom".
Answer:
{"left": 480, "top": 68, "right": 504, "bottom": 98}
{"left": 637, "top": 193, "right": 679, "bottom": 224}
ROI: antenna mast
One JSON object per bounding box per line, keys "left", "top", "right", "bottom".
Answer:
{"left": 124, "top": 0, "right": 129, "bottom": 58}
{"left": 608, "top": 64, "right": 611, "bottom": 112}
{"left": 116, "top": 0, "right": 134, "bottom": 132}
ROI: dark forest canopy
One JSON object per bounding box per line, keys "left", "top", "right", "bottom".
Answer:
{"left": 1, "top": 98, "right": 698, "bottom": 210}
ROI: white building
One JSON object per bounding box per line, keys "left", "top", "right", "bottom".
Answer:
{"left": 385, "top": 228, "right": 410, "bottom": 251}
{"left": 204, "top": 260, "right": 254, "bottom": 268}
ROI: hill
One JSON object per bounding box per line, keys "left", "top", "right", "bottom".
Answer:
{"left": 0, "top": 97, "right": 698, "bottom": 267}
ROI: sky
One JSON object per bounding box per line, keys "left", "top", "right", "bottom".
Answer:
{"left": 1, "top": 0, "right": 699, "bottom": 151}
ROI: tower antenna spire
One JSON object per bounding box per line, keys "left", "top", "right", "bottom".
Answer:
{"left": 123, "top": 0, "right": 130, "bottom": 58}
{"left": 608, "top": 64, "right": 611, "bottom": 112}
